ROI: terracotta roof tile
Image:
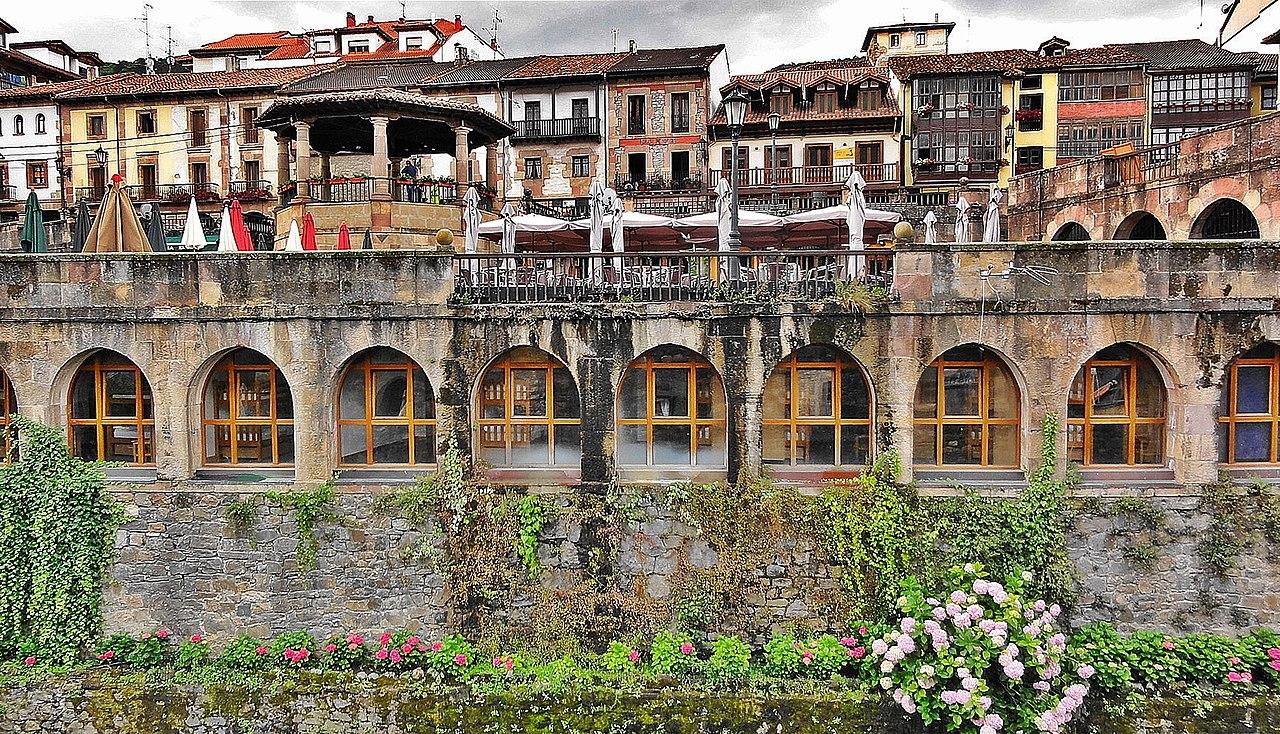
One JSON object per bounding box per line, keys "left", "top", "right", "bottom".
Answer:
{"left": 1116, "top": 39, "right": 1256, "bottom": 70}
{"left": 504, "top": 52, "right": 628, "bottom": 78}
{"left": 888, "top": 45, "right": 1144, "bottom": 79}
{"left": 769, "top": 56, "right": 869, "bottom": 72}
{"left": 196, "top": 31, "right": 297, "bottom": 52}
{"left": 607, "top": 45, "right": 724, "bottom": 74}
{"left": 0, "top": 76, "right": 105, "bottom": 101}
{"left": 53, "top": 67, "right": 318, "bottom": 100}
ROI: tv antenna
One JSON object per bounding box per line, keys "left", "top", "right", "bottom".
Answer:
{"left": 612, "top": 28, "right": 619, "bottom": 53}
{"left": 976, "top": 261, "right": 1060, "bottom": 341}
{"left": 165, "top": 25, "right": 175, "bottom": 68}
{"left": 136, "top": 3, "right": 155, "bottom": 74}
{"left": 491, "top": 8, "right": 503, "bottom": 50}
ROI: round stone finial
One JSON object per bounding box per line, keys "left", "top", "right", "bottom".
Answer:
{"left": 893, "top": 220, "right": 916, "bottom": 242}
{"left": 435, "top": 228, "right": 455, "bottom": 247}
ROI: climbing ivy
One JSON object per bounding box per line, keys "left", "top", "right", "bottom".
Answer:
{"left": 509, "top": 495, "right": 547, "bottom": 581}
{"left": 264, "top": 481, "right": 341, "bottom": 572}
{"left": 1196, "top": 475, "right": 1280, "bottom": 577}
{"left": 0, "top": 417, "right": 123, "bottom": 663}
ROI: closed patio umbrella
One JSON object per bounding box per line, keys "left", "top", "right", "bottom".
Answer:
{"left": 607, "top": 189, "right": 626, "bottom": 272}
{"left": 463, "top": 186, "right": 481, "bottom": 254}
{"left": 713, "top": 177, "right": 732, "bottom": 252}
{"left": 923, "top": 210, "right": 938, "bottom": 244}
{"left": 954, "top": 197, "right": 971, "bottom": 244}
{"left": 301, "top": 212, "right": 317, "bottom": 251}
{"left": 178, "top": 196, "right": 206, "bottom": 251}
{"left": 216, "top": 205, "right": 237, "bottom": 252}
{"left": 285, "top": 219, "right": 303, "bottom": 251}
{"left": 336, "top": 223, "right": 351, "bottom": 250}
{"left": 499, "top": 202, "right": 516, "bottom": 254}
{"left": 20, "top": 191, "right": 46, "bottom": 253}
{"left": 82, "top": 175, "right": 151, "bottom": 253}
{"left": 362, "top": 229, "right": 373, "bottom": 250}
{"left": 982, "top": 185, "right": 1003, "bottom": 243}
{"left": 230, "top": 200, "right": 253, "bottom": 251}
{"left": 143, "top": 204, "right": 167, "bottom": 252}
{"left": 845, "top": 170, "right": 867, "bottom": 254}
{"left": 72, "top": 198, "right": 91, "bottom": 252}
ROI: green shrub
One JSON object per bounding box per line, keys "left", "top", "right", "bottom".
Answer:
{"left": 320, "top": 632, "right": 371, "bottom": 670}
{"left": 1067, "top": 623, "right": 1133, "bottom": 693}
{"left": 217, "top": 633, "right": 271, "bottom": 671}
{"left": 1127, "top": 631, "right": 1182, "bottom": 688}
{"left": 650, "top": 631, "right": 698, "bottom": 675}
{"left": 123, "top": 629, "right": 172, "bottom": 669}
{"left": 175, "top": 636, "right": 209, "bottom": 669}
{"left": 705, "top": 635, "right": 751, "bottom": 685}
{"left": 599, "top": 641, "right": 641, "bottom": 674}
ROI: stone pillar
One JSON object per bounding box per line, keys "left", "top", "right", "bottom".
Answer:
{"left": 577, "top": 355, "right": 616, "bottom": 487}
{"left": 275, "top": 138, "right": 291, "bottom": 189}
{"left": 371, "top": 116, "right": 391, "bottom": 201}
{"left": 453, "top": 125, "right": 471, "bottom": 199}
{"left": 319, "top": 153, "right": 331, "bottom": 181}
{"left": 294, "top": 121, "right": 312, "bottom": 202}
{"left": 485, "top": 143, "right": 498, "bottom": 192}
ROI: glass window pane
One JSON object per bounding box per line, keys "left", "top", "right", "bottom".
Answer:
{"left": 1233, "top": 422, "right": 1272, "bottom": 463}
{"left": 619, "top": 370, "right": 647, "bottom": 419}
{"left": 553, "top": 367, "right": 580, "bottom": 418}
{"left": 987, "top": 365, "right": 1018, "bottom": 419}
{"left": 840, "top": 424, "right": 870, "bottom": 466}
{"left": 413, "top": 370, "right": 434, "bottom": 419}
{"left": 276, "top": 425, "right": 295, "bottom": 464}
{"left": 617, "top": 424, "right": 647, "bottom": 465}
{"left": 1090, "top": 423, "right": 1129, "bottom": 464}
{"left": 696, "top": 368, "right": 724, "bottom": 420}
{"left": 914, "top": 367, "right": 938, "bottom": 418}
{"left": 71, "top": 425, "right": 98, "bottom": 461}
{"left": 511, "top": 369, "right": 547, "bottom": 417}
{"left": 696, "top": 423, "right": 725, "bottom": 466}
{"left": 275, "top": 374, "right": 294, "bottom": 419}
{"left": 478, "top": 424, "right": 506, "bottom": 465}
{"left": 941, "top": 424, "right": 983, "bottom": 464}
{"left": 1068, "top": 372, "right": 1087, "bottom": 418}
{"left": 840, "top": 367, "right": 870, "bottom": 419}
{"left": 232, "top": 425, "right": 272, "bottom": 463}
{"left": 797, "top": 369, "right": 835, "bottom": 417}
{"left": 103, "top": 424, "right": 140, "bottom": 463}
{"left": 141, "top": 388, "right": 153, "bottom": 420}
{"left": 413, "top": 424, "right": 436, "bottom": 464}
{"left": 206, "top": 425, "right": 232, "bottom": 463}
{"left": 654, "top": 369, "right": 689, "bottom": 418}
{"left": 763, "top": 371, "right": 789, "bottom": 420}
{"left": 943, "top": 368, "right": 980, "bottom": 417}
{"left": 1066, "top": 423, "right": 1085, "bottom": 463}
{"left": 1135, "top": 362, "right": 1165, "bottom": 418}
{"left": 987, "top": 425, "right": 1018, "bottom": 466}
{"left": 553, "top": 424, "right": 580, "bottom": 466}
{"left": 510, "top": 424, "right": 549, "bottom": 465}
{"left": 104, "top": 371, "right": 138, "bottom": 418}
{"left": 71, "top": 374, "right": 96, "bottom": 419}
{"left": 140, "top": 425, "right": 154, "bottom": 464}
{"left": 653, "top": 424, "right": 692, "bottom": 464}
{"left": 237, "top": 370, "right": 273, "bottom": 418}
{"left": 480, "top": 370, "right": 506, "bottom": 419}
{"left": 372, "top": 371, "right": 409, "bottom": 418}
{"left": 763, "top": 424, "right": 790, "bottom": 464}
{"left": 1133, "top": 423, "right": 1163, "bottom": 465}
{"left": 1091, "top": 366, "right": 1128, "bottom": 417}
{"left": 913, "top": 424, "right": 937, "bottom": 465}
{"left": 339, "top": 369, "right": 366, "bottom": 420}
{"left": 339, "top": 424, "right": 368, "bottom": 464}
{"left": 372, "top": 424, "right": 410, "bottom": 463}
{"left": 1235, "top": 366, "right": 1271, "bottom": 415}
{"left": 798, "top": 424, "right": 836, "bottom": 465}
{"left": 206, "top": 368, "right": 230, "bottom": 420}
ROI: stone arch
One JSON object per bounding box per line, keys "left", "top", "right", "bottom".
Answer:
{"left": 194, "top": 347, "right": 296, "bottom": 467}
{"left": 1065, "top": 342, "right": 1172, "bottom": 466}
{"left": 616, "top": 344, "right": 727, "bottom": 468}
{"left": 1190, "top": 198, "right": 1260, "bottom": 239}
{"left": 762, "top": 343, "right": 874, "bottom": 469}
{"left": 60, "top": 348, "right": 157, "bottom": 465}
{"left": 1112, "top": 211, "right": 1167, "bottom": 241}
{"left": 1051, "top": 222, "right": 1090, "bottom": 241}
{"left": 912, "top": 342, "right": 1026, "bottom": 468}
{"left": 473, "top": 345, "right": 580, "bottom": 468}
{"left": 333, "top": 346, "right": 436, "bottom": 467}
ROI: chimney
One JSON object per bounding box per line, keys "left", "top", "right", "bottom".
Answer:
{"left": 346, "top": 12, "right": 356, "bottom": 27}
{"left": 367, "top": 15, "right": 375, "bottom": 23}
{"left": 628, "top": 39, "right": 637, "bottom": 53}
{"left": 454, "top": 14, "right": 462, "bottom": 27}
{"left": 934, "top": 12, "right": 939, "bottom": 21}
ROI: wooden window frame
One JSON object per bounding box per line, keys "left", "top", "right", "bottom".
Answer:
{"left": 524, "top": 157, "right": 543, "bottom": 180}
{"left": 913, "top": 353, "right": 1021, "bottom": 467}
{"left": 476, "top": 351, "right": 579, "bottom": 467}
{"left": 570, "top": 155, "right": 590, "bottom": 178}
{"left": 201, "top": 352, "right": 293, "bottom": 467}
{"left": 68, "top": 354, "right": 154, "bottom": 465}
{"left": 1066, "top": 351, "right": 1166, "bottom": 466}
{"left": 26, "top": 161, "right": 48, "bottom": 189}
{"left": 0, "top": 370, "right": 16, "bottom": 458}
{"left": 87, "top": 113, "right": 107, "bottom": 140}
{"left": 34, "top": 113, "right": 45, "bottom": 135}
{"left": 1219, "top": 349, "right": 1280, "bottom": 465}
{"left": 12, "top": 115, "right": 22, "bottom": 136}
{"left": 136, "top": 109, "right": 157, "bottom": 136}
{"left": 241, "top": 106, "right": 260, "bottom": 145}
{"left": 763, "top": 350, "right": 872, "bottom": 467}
{"left": 336, "top": 354, "right": 436, "bottom": 468}
{"left": 189, "top": 108, "right": 208, "bottom": 148}
{"left": 617, "top": 352, "right": 726, "bottom": 467}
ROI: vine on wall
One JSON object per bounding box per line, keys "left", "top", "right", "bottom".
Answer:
{"left": 1197, "top": 475, "right": 1280, "bottom": 577}
{"left": 264, "top": 481, "right": 341, "bottom": 572}
{"left": 0, "top": 418, "right": 122, "bottom": 663}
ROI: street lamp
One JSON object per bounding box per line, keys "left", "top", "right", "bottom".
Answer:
{"left": 723, "top": 88, "right": 749, "bottom": 256}
{"left": 767, "top": 111, "right": 781, "bottom": 212}
{"left": 93, "top": 147, "right": 107, "bottom": 166}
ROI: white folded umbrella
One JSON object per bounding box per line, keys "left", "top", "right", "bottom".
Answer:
{"left": 177, "top": 196, "right": 205, "bottom": 251}
{"left": 675, "top": 209, "right": 785, "bottom": 229}
{"left": 216, "top": 206, "right": 237, "bottom": 252}
{"left": 285, "top": 219, "right": 303, "bottom": 251}
{"left": 477, "top": 213, "right": 573, "bottom": 234}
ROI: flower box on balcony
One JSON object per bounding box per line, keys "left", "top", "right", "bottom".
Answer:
{"left": 1015, "top": 108, "right": 1043, "bottom": 123}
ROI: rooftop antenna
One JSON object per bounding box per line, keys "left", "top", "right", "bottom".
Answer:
{"left": 612, "top": 28, "right": 619, "bottom": 53}
{"left": 400, "top": 0, "right": 407, "bottom": 19}
{"left": 137, "top": 3, "right": 155, "bottom": 74}
{"left": 490, "top": 7, "right": 502, "bottom": 50}
{"left": 165, "top": 25, "right": 175, "bottom": 69}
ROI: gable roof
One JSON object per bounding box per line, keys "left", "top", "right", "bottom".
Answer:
{"left": 607, "top": 44, "right": 724, "bottom": 74}
{"left": 1239, "top": 51, "right": 1278, "bottom": 78}
{"left": 192, "top": 16, "right": 481, "bottom": 64}
{"left": 423, "top": 57, "right": 538, "bottom": 86}
{"left": 888, "top": 45, "right": 1145, "bottom": 79}
{"left": 0, "top": 47, "right": 79, "bottom": 82}
{"left": 1116, "top": 39, "right": 1257, "bottom": 70}
{"left": 53, "top": 67, "right": 318, "bottom": 100}
{"left": 277, "top": 60, "right": 444, "bottom": 94}
{"left": 0, "top": 76, "right": 102, "bottom": 102}
{"left": 1262, "top": 29, "right": 1280, "bottom": 44}
{"left": 504, "top": 52, "right": 628, "bottom": 79}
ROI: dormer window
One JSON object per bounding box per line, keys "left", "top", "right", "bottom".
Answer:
{"left": 890, "top": 33, "right": 901, "bottom": 48}
{"left": 769, "top": 90, "right": 793, "bottom": 115}
{"left": 815, "top": 84, "right": 837, "bottom": 114}
{"left": 347, "top": 41, "right": 370, "bottom": 54}
{"left": 916, "top": 31, "right": 927, "bottom": 46}
{"left": 856, "top": 81, "right": 883, "bottom": 111}
{"left": 404, "top": 36, "right": 423, "bottom": 50}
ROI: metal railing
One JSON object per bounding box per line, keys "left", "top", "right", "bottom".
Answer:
{"left": 281, "top": 178, "right": 494, "bottom": 211}
{"left": 228, "top": 180, "right": 273, "bottom": 202}
{"left": 453, "top": 250, "right": 893, "bottom": 304}
{"left": 393, "top": 180, "right": 458, "bottom": 205}
{"left": 525, "top": 197, "right": 589, "bottom": 219}
{"left": 310, "top": 179, "right": 372, "bottom": 203}
{"left": 0, "top": 185, "right": 16, "bottom": 201}
{"left": 628, "top": 192, "right": 713, "bottom": 217}
{"left": 710, "top": 163, "right": 899, "bottom": 188}
{"left": 74, "top": 185, "right": 107, "bottom": 202}
{"left": 510, "top": 117, "right": 601, "bottom": 140}
{"left": 125, "top": 182, "right": 220, "bottom": 203}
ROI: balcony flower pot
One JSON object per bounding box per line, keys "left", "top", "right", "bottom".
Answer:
{"left": 917, "top": 103, "right": 936, "bottom": 117}
{"left": 1015, "top": 108, "right": 1043, "bottom": 122}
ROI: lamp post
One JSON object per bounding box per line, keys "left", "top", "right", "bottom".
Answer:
{"left": 767, "top": 111, "right": 780, "bottom": 213}
{"left": 93, "top": 147, "right": 108, "bottom": 198}
{"left": 723, "top": 89, "right": 748, "bottom": 255}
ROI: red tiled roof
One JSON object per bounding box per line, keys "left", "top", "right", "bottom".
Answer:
{"left": 713, "top": 64, "right": 900, "bottom": 125}
{"left": 1263, "top": 29, "right": 1279, "bottom": 45}
{"left": 505, "top": 52, "right": 628, "bottom": 78}
{"left": 888, "top": 45, "right": 1144, "bottom": 79}
{"left": 0, "top": 76, "right": 103, "bottom": 101}
{"left": 197, "top": 31, "right": 297, "bottom": 52}
{"left": 53, "top": 67, "right": 318, "bottom": 100}
{"left": 260, "top": 39, "right": 316, "bottom": 61}
{"left": 725, "top": 66, "right": 889, "bottom": 93}
{"left": 195, "top": 17, "right": 479, "bottom": 64}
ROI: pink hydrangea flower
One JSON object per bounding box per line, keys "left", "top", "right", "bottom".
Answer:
{"left": 1162, "top": 638, "right": 1175, "bottom": 651}
{"left": 431, "top": 641, "right": 443, "bottom": 652}
{"left": 454, "top": 653, "right": 468, "bottom": 666}
{"left": 154, "top": 628, "right": 171, "bottom": 640}
{"left": 23, "top": 656, "right": 35, "bottom": 666}
{"left": 679, "top": 642, "right": 694, "bottom": 655}
{"left": 324, "top": 643, "right": 337, "bottom": 653}
{"left": 379, "top": 632, "right": 392, "bottom": 646}
{"left": 347, "top": 633, "right": 365, "bottom": 646}
{"left": 375, "top": 649, "right": 389, "bottom": 660}
{"left": 254, "top": 646, "right": 268, "bottom": 655}
{"left": 189, "top": 634, "right": 203, "bottom": 643}
{"left": 628, "top": 649, "right": 641, "bottom": 664}
{"left": 98, "top": 651, "right": 115, "bottom": 661}
{"left": 401, "top": 643, "right": 413, "bottom": 654}
{"left": 389, "top": 650, "right": 402, "bottom": 663}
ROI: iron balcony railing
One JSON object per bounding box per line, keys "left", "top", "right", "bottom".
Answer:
{"left": 393, "top": 180, "right": 459, "bottom": 205}
{"left": 453, "top": 250, "right": 893, "bottom": 304}
{"left": 709, "top": 163, "right": 899, "bottom": 188}
{"left": 124, "top": 182, "right": 221, "bottom": 203}
{"left": 228, "top": 180, "right": 273, "bottom": 202}
{"left": 510, "top": 117, "right": 601, "bottom": 140}
{"left": 0, "top": 185, "right": 16, "bottom": 201}
{"left": 281, "top": 178, "right": 495, "bottom": 212}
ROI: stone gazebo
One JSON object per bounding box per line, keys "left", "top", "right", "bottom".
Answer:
{"left": 256, "top": 88, "right": 514, "bottom": 248}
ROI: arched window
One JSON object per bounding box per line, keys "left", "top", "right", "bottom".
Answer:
{"left": 1113, "top": 211, "right": 1166, "bottom": 240}
{"left": 34, "top": 114, "right": 45, "bottom": 135}
{"left": 1067, "top": 345, "right": 1166, "bottom": 465}
{"left": 1191, "top": 199, "right": 1260, "bottom": 239}
{"left": 68, "top": 351, "right": 154, "bottom": 464}
{"left": 201, "top": 349, "right": 294, "bottom": 466}
{"left": 0, "top": 368, "right": 17, "bottom": 456}
{"left": 13, "top": 116, "right": 22, "bottom": 135}
{"left": 476, "top": 347, "right": 580, "bottom": 466}
{"left": 913, "top": 345, "right": 1020, "bottom": 467}
{"left": 1051, "top": 222, "right": 1090, "bottom": 241}
{"left": 763, "top": 345, "right": 871, "bottom": 467}
{"left": 618, "top": 346, "right": 726, "bottom": 466}
{"left": 337, "top": 347, "right": 435, "bottom": 466}
{"left": 1218, "top": 343, "right": 1280, "bottom": 464}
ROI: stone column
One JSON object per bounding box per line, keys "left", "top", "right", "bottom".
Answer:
{"left": 294, "top": 121, "right": 312, "bottom": 202}
{"left": 577, "top": 355, "right": 616, "bottom": 487}
{"left": 453, "top": 125, "right": 471, "bottom": 199}
{"left": 485, "top": 143, "right": 498, "bottom": 192}
{"left": 319, "top": 153, "right": 332, "bottom": 181}
{"left": 275, "top": 137, "right": 291, "bottom": 190}
{"left": 370, "top": 116, "right": 391, "bottom": 201}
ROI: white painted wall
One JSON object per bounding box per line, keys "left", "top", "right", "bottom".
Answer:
{"left": 508, "top": 85, "right": 599, "bottom": 121}
{"left": 0, "top": 102, "right": 61, "bottom": 204}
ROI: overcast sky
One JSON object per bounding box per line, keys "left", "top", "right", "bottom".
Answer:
{"left": 4, "top": 0, "right": 1275, "bottom": 74}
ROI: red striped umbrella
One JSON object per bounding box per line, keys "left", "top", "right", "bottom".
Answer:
{"left": 301, "top": 212, "right": 317, "bottom": 251}
{"left": 229, "top": 199, "right": 253, "bottom": 251}
{"left": 336, "top": 223, "right": 351, "bottom": 250}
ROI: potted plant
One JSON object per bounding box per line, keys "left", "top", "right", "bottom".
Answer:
{"left": 917, "top": 102, "right": 936, "bottom": 117}
{"left": 1015, "top": 108, "right": 1042, "bottom": 123}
